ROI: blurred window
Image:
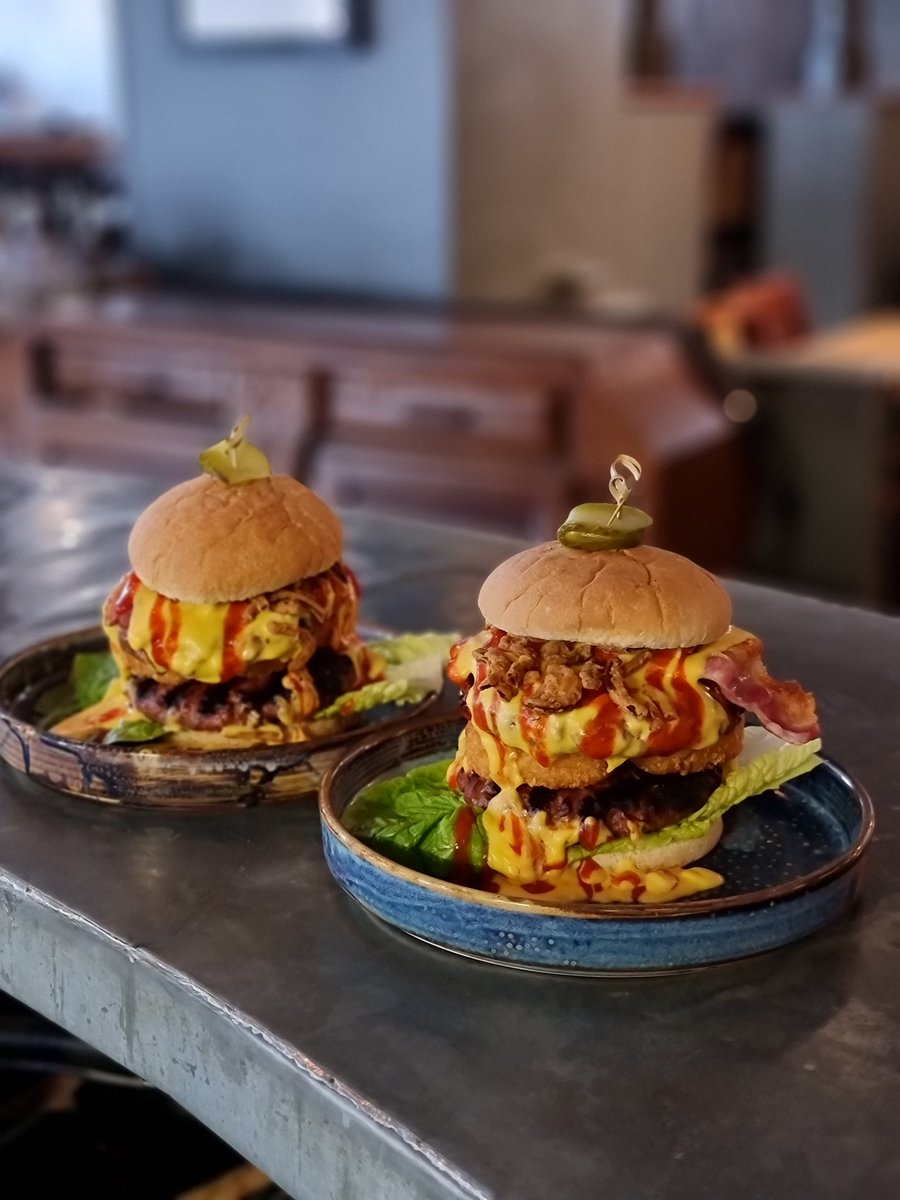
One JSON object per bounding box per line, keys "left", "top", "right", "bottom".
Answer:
{"left": 0, "top": 0, "right": 119, "bottom": 132}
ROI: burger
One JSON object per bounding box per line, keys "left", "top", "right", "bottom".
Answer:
{"left": 443, "top": 537, "right": 822, "bottom": 902}
{"left": 53, "top": 425, "right": 390, "bottom": 747}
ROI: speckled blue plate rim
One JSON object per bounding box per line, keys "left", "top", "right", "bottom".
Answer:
{"left": 328, "top": 858, "right": 865, "bottom": 975}
{"left": 320, "top": 811, "right": 867, "bottom": 973}
{"left": 318, "top": 715, "right": 874, "bottom": 973}
{"left": 319, "top": 714, "right": 875, "bottom": 921}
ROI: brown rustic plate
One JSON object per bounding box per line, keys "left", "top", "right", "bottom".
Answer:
{"left": 0, "top": 627, "right": 441, "bottom": 809}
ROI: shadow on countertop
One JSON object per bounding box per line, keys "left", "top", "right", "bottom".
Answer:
{"left": 0, "top": 992, "right": 287, "bottom": 1199}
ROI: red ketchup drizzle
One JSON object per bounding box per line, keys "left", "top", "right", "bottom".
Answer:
{"left": 453, "top": 807, "right": 476, "bottom": 874}
{"left": 575, "top": 861, "right": 596, "bottom": 900}
{"left": 455, "top": 628, "right": 503, "bottom": 689}
{"left": 149, "top": 595, "right": 169, "bottom": 666}
{"left": 446, "top": 641, "right": 467, "bottom": 686}
{"left": 579, "top": 817, "right": 602, "bottom": 850}
{"left": 510, "top": 814, "right": 525, "bottom": 856}
{"left": 611, "top": 871, "right": 641, "bottom": 888}
{"left": 163, "top": 601, "right": 181, "bottom": 665}
{"left": 522, "top": 881, "right": 556, "bottom": 894}
{"left": 493, "top": 696, "right": 511, "bottom": 774}
{"left": 518, "top": 706, "right": 551, "bottom": 768}
{"left": 469, "top": 689, "right": 509, "bottom": 772}
{"left": 344, "top": 564, "right": 362, "bottom": 599}
{"left": 581, "top": 693, "right": 621, "bottom": 759}
{"left": 472, "top": 689, "right": 492, "bottom": 732}
{"left": 221, "top": 601, "right": 248, "bottom": 680}
{"left": 644, "top": 653, "right": 704, "bottom": 755}
{"left": 109, "top": 572, "right": 139, "bottom": 627}
{"left": 498, "top": 811, "right": 525, "bottom": 856}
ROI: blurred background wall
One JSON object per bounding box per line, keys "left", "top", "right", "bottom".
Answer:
{"left": 1, "top": 0, "right": 899, "bottom": 613}
{"left": 454, "top": 1, "right": 627, "bottom": 303}
{"left": 4, "top": 0, "right": 894, "bottom": 321}
{"left": 118, "top": 0, "right": 452, "bottom": 298}
{"left": 0, "top": 0, "right": 119, "bottom": 130}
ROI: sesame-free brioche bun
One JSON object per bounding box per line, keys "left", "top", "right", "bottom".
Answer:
{"left": 128, "top": 474, "right": 343, "bottom": 603}
{"left": 592, "top": 818, "right": 723, "bottom": 876}
{"left": 478, "top": 542, "right": 731, "bottom": 649}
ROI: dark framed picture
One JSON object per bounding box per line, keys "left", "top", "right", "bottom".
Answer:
{"left": 177, "top": 0, "right": 369, "bottom": 48}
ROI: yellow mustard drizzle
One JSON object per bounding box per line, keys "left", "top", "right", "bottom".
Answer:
{"left": 453, "top": 627, "right": 752, "bottom": 788}
{"left": 475, "top": 787, "right": 721, "bottom": 902}
{"left": 121, "top": 580, "right": 311, "bottom": 684}
{"left": 446, "top": 628, "right": 749, "bottom": 904}
{"left": 50, "top": 676, "right": 130, "bottom": 739}
{"left": 492, "top": 863, "right": 723, "bottom": 904}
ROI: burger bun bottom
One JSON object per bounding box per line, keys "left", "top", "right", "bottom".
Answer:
{"left": 595, "top": 818, "right": 723, "bottom": 875}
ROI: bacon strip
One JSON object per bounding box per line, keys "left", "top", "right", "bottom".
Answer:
{"left": 703, "top": 637, "right": 819, "bottom": 744}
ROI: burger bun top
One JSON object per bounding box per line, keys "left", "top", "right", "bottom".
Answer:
{"left": 478, "top": 541, "right": 731, "bottom": 649}
{"left": 128, "top": 474, "right": 343, "bottom": 603}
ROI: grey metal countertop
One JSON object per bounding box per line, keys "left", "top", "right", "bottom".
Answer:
{"left": 1, "top": 459, "right": 899, "bottom": 1199}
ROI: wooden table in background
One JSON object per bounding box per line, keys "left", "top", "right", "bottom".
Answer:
{"left": 718, "top": 310, "right": 900, "bottom": 611}
{"left": 0, "top": 292, "right": 748, "bottom": 574}
{"left": 782, "top": 312, "right": 900, "bottom": 380}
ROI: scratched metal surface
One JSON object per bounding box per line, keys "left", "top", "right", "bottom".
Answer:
{"left": 1, "top": 457, "right": 900, "bottom": 1200}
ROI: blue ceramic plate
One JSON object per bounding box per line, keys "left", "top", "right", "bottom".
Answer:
{"left": 320, "top": 716, "right": 875, "bottom": 974}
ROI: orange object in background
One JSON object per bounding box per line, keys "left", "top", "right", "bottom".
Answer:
{"left": 693, "top": 272, "right": 811, "bottom": 353}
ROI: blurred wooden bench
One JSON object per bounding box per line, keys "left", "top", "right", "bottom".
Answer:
{"left": 6, "top": 318, "right": 318, "bottom": 483}
{"left": 0, "top": 297, "right": 749, "bottom": 572}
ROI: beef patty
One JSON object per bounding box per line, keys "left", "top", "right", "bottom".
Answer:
{"left": 455, "top": 763, "right": 723, "bottom": 838}
{"left": 131, "top": 648, "right": 358, "bottom": 732}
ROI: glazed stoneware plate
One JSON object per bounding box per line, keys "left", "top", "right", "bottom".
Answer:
{"left": 320, "top": 715, "right": 875, "bottom": 974}
{"left": 0, "top": 627, "right": 439, "bottom": 809}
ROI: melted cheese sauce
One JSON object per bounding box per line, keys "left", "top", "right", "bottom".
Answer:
{"left": 104, "top": 567, "right": 371, "bottom": 685}
{"left": 445, "top": 628, "right": 754, "bottom": 901}
{"left": 473, "top": 785, "right": 721, "bottom": 902}
{"left": 478, "top": 786, "right": 610, "bottom": 883}
{"left": 490, "top": 862, "right": 723, "bottom": 904}
{"left": 52, "top": 675, "right": 317, "bottom": 747}
{"left": 116, "top": 580, "right": 309, "bottom": 683}
{"left": 481, "top": 792, "right": 583, "bottom": 880}
{"left": 450, "top": 627, "right": 751, "bottom": 788}
{"left": 52, "top": 677, "right": 130, "bottom": 740}
{"left": 60, "top": 567, "right": 381, "bottom": 744}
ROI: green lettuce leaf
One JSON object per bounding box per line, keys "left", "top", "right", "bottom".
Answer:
{"left": 72, "top": 652, "right": 119, "bottom": 706}
{"left": 570, "top": 728, "right": 823, "bottom": 863}
{"left": 37, "top": 651, "right": 119, "bottom": 726}
{"left": 103, "top": 718, "right": 167, "bottom": 746}
{"left": 314, "top": 677, "right": 430, "bottom": 720}
{"left": 314, "top": 631, "right": 458, "bottom": 720}
{"left": 369, "top": 632, "right": 459, "bottom": 666}
{"left": 343, "top": 759, "right": 486, "bottom": 878}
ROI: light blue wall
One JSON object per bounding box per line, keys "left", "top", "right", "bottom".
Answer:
{"left": 0, "top": 0, "right": 119, "bottom": 129}
{"left": 117, "top": 0, "right": 452, "bottom": 299}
